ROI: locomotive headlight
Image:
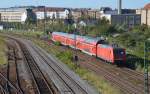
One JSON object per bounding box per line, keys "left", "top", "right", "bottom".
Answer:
{"left": 121, "top": 52, "right": 124, "bottom": 55}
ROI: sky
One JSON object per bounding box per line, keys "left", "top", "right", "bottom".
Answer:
{"left": 0, "top": 0, "right": 149, "bottom": 9}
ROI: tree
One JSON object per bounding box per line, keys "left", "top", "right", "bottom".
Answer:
{"left": 25, "top": 8, "right": 37, "bottom": 25}
{"left": 97, "top": 17, "right": 109, "bottom": 25}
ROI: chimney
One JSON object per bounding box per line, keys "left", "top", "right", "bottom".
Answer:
{"left": 118, "top": 0, "right": 122, "bottom": 14}
{"left": 0, "top": 13, "right": 1, "bottom": 21}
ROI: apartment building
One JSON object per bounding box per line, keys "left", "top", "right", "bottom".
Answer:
{"left": 136, "top": 3, "right": 150, "bottom": 26}
{"left": 71, "top": 10, "right": 82, "bottom": 19}
{"left": 87, "top": 10, "right": 101, "bottom": 19}
{"left": 71, "top": 9, "right": 101, "bottom": 20}
{"left": 33, "top": 7, "right": 70, "bottom": 19}
{"left": 0, "top": 8, "right": 27, "bottom": 23}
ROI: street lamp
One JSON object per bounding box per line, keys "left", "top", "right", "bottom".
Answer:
{"left": 144, "top": 39, "right": 150, "bottom": 94}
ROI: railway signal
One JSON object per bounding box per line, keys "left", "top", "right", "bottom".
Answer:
{"left": 144, "top": 40, "right": 150, "bottom": 94}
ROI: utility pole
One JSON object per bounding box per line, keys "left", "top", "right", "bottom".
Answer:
{"left": 74, "top": 23, "right": 78, "bottom": 67}
{"left": 144, "top": 40, "right": 150, "bottom": 94}
{"left": 44, "top": 6, "right": 46, "bottom": 33}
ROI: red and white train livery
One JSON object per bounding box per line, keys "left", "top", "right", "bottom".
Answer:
{"left": 52, "top": 32, "right": 126, "bottom": 64}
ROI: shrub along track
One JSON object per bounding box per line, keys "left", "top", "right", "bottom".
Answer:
{"left": 48, "top": 40, "right": 149, "bottom": 94}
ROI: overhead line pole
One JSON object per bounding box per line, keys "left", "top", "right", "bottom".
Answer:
{"left": 74, "top": 23, "right": 78, "bottom": 67}
{"left": 144, "top": 41, "right": 150, "bottom": 94}
{"left": 44, "top": 6, "right": 46, "bottom": 33}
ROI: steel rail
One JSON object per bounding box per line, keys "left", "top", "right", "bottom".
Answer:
{"left": 20, "top": 43, "right": 54, "bottom": 94}
{"left": 31, "top": 44, "right": 88, "bottom": 94}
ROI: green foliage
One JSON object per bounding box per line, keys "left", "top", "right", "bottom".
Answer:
{"left": 54, "top": 41, "right": 61, "bottom": 46}
{"left": 97, "top": 17, "right": 109, "bottom": 25}
{"left": 108, "top": 25, "right": 150, "bottom": 71}
{"left": 0, "top": 36, "right": 7, "bottom": 65}
{"left": 56, "top": 51, "right": 73, "bottom": 61}
{"left": 25, "top": 9, "right": 37, "bottom": 25}
{"left": 115, "top": 33, "right": 136, "bottom": 47}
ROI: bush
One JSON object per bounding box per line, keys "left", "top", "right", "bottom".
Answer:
{"left": 54, "top": 41, "right": 61, "bottom": 46}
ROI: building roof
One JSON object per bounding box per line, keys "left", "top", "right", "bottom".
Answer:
{"left": 33, "top": 7, "right": 66, "bottom": 12}
{"left": 52, "top": 32, "right": 102, "bottom": 45}
{"left": 0, "top": 7, "right": 26, "bottom": 12}
{"left": 144, "top": 3, "right": 150, "bottom": 10}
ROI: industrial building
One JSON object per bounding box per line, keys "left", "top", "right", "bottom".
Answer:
{"left": 0, "top": 8, "right": 28, "bottom": 23}
{"left": 136, "top": 3, "right": 150, "bottom": 26}
{"left": 101, "top": 14, "right": 141, "bottom": 27}
{"left": 100, "top": 0, "right": 141, "bottom": 27}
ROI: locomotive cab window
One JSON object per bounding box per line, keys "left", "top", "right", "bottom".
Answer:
{"left": 113, "top": 48, "right": 125, "bottom": 57}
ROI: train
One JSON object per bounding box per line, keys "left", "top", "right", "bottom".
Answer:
{"left": 51, "top": 32, "right": 126, "bottom": 64}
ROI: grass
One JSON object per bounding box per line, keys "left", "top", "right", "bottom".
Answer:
{"left": 0, "top": 36, "right": 7, "bottom": 65}
{"left": 0, "top": 31, "right": 122, "bottom": 94}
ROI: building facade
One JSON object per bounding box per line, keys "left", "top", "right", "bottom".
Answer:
{"left": 71, "top": 9, "right": 101, "bottom": 20}
{"left": 87, "top": 10, "right": 101, "bottom": 19}
{"left": 136, "top": 3, "right": 150, "bottom": 26}
{"left": 0, "top": 8, "right": 27, "bottom": 23}
{"left": 33, "top": 7, "right": 70, "bottom": 20}
{"left": 136, "top": 9, "right": 150, "bottom": 26}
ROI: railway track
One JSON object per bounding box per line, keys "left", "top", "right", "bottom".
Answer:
{"left": 7, "top": 41, "right": 24, "bottom": 94}
{"left": 0, "top": 72, "right": 20, "bottom": 94}
{"left": 4, "top": 35, "right": 97, "bottom": 94}
{"left": 0, "top": 40, "right": 24, "bottom": 94}
{"left": 49, "top": 41, "right": 149, "bottom": 94}
{"left": 83, "top": 62, "right": 143, "bottom": 94}
{"left": 0, "top": 85, "right": 6, "bottom": 94}
{"left": 3, "top": 34, "right": 148, "bottom": 94}
{"left": 29, "top": 43, "right": 89, "bottom": 94}
{"left": 76, "top": 50, "right": 148, "bottom": 94}
{"left": 19, "top": 42, "right": 54, "bottom": 94}
{"left": 7, "top": 46, "right": 16, "bottom": 94}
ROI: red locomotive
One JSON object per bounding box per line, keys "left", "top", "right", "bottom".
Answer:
{"left": 52, "top": 32, "right": 126, "bottom": 64}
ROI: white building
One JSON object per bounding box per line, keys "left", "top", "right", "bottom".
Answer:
{"left": 0, "top": 25, "right": 3, "bottom": 30}
{"left": 33, "top": 7, "right": 70, "bottom": 19}
{"left": 0, "top": 8, "right": 27, "bottom": 23}
{"left": 136, "top": 3, "right": 150, "bottom": 26}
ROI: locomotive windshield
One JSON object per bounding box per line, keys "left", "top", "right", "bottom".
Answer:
{"left": 113, "top": 48, "right": 125, "bottom": 57}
